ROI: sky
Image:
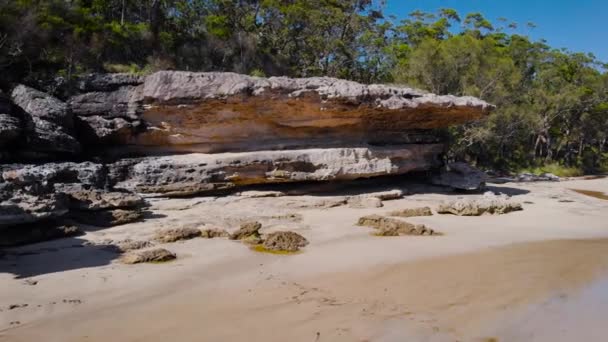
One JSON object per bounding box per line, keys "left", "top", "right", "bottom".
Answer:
{"left": 385, "top": 0, "right": 608, "bottom": 63}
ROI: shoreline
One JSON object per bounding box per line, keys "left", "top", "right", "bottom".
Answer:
{"left": 1, "top": 177, "right": 608, "bottom": 341}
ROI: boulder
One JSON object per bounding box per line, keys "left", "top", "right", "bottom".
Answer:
{"left": 437, "top": 192, "right": 523, "bottom": 216}
{"left": 11, "top": 85, "right": 73, "bottom": 129}
{"left": 357, "top": 215, "right": 436, "bottom": 236}
{"left": 153, "top": 227, "right": 202, "bottom": 243}
{"left": 120, "top": 248, "right": 176, "bottom": 264}
{"left": 111, "top": 145, "right": 443, "bottom": 197}
{"left": 262, "top": 231, "right": 309, "bottom": 252}
{"left": 230, "top": 221, "right": 262, "bottom": 242}
{"left": 431, "top": 162, "right": 486, "bottom": 191}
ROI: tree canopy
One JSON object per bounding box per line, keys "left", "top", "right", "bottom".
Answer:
{"left": 1, "top": 1, "right": 607, "bottom": 173}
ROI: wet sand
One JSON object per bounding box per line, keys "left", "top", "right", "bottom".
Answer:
{"left": 2, "top": 177, "right": 608, "bottom": 341}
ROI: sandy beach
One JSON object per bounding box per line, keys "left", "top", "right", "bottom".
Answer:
{"left": 1, "top": 177, "right": 608, "bottom": 341}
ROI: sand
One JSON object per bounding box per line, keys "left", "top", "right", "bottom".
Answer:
{"left": 1, "top": 177, "right": 608, "bottom": 341}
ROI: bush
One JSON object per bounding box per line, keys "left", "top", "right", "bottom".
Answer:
{"left": 521, "top": 162, "right": 584, "bottom": 177}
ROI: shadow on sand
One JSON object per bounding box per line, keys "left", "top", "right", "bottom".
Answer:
{"left": 0, "top": 236, "right": 120, "bottom": 279}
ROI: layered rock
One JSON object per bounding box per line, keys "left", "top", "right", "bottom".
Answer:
{"left": 0, "top": 71, "right": 492, "bottom": 246}
{"left": 66, "top": 71, "right": 492, "bottom": 155}
{"left": 111, "top": 145, "right": 443, "bottom": 196}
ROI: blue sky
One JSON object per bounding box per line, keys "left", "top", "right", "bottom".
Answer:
{"left": 385, "top": 0, "right": 607, "bottom": 62}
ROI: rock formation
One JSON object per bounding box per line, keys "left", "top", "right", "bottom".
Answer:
{"left": 437, "top": 192, "right": 523, "bottom": 216}
{"left": 0, "top": 71, "right": 491, "bottom": 246}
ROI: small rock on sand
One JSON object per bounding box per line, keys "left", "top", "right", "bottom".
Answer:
{"left": 120, "top": 248, "right": 176, "bottom": 264}
{"left": 388, "top": 207, "right": 433, "bottom": 217}
{"left": 153, "top": 227, "right": 202, "bottom": 243}
{"left": 115, "top": 239, "right": 153, "bottom": 252}
{"left": 262, "top": 231, "right": 309, "bottom": 252}
{"left": 200, "top": 228, "right": 229, "bottom": 239}
{"left": 230, "top": 221, "right": 262, "bottom": 241}
{"left": 437, "top": 192, "right": 522, "bottom": 216}
{"left": 357, "top": 215, "right": 437, "bottom": 236}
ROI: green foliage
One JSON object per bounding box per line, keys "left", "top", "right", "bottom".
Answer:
{"left": 0, "top": 3, "right": 606, "bottom": 173}
{"left": 521, "top": 163, "right": 584, "bottom": 177}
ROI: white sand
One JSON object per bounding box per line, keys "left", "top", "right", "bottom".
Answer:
{"left": 1, "top": 177, "right": 608, "bottom": 341}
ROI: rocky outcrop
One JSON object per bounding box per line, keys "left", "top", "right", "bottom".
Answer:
{"left": 0, "top": 161, "right": 145, "bottom": 246}
{"left": 64, "top": 71, "right": 492, "bottom": 155}
{"left": 0, "top": 71, "right": 491, "bottom": 247}
{"left": 111, "top": 145, "right": 443, "bottom": 197}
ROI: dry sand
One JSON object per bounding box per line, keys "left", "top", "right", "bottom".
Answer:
{"left": 1, "top": 177, "right": 608, "bottom": 341}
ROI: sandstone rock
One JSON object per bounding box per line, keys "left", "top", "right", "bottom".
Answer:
{"left": 153, "top": 227, "right": 202, "bottom": 243}
{"left": 437, "top": 193, "right": 523, "bottom": 216}
{"left": 66, "top": 71, "right": 491, "bottom": 156}
{"left": 0, "top": 221, "right": 81, "bottom": 247}
{"left": 262, "top": 231, "right": 309, "bottom": 252}
{"left": 112, "top": 146, "right": 443, "bottom": 197}
{"left": 388, "top": 207, "right": 433, "bottom": 218}
{"left": 56, "top": 184, "right": 144, "bottom": 211}
{"left": 69, "top": 86, "right": 143, "bottom": 120}
{"left": 2, "top": 162, "right": 107, "bottom": 188}
{"left": 76, "top": 116, "right": 139, "bottom": 145}
{"left": 22, "top": 118, "right": 81, "bottom": 157}
{"left": 70, "top": 209, "right": 143, "bottom": 227}
{"left": 132, "top": 72, "right": 491, "bottom": 153}
{"left": 9, "top": 85, "right": 80, "bottom": 157}
{"left": 431, "top": 162, "right": 486, "bottom": 191}
{"left": 120, "top": 248, "right": 176, "bottom": 264}
{"left": 347, "top": 196, "right": 383, "bottom": 208}
{"left": 357, "top": 215, "right": 436, "bottom": 236}
{"left": 230, "top": 221, "right": 262, "bottom": 241}
{"left": 0, "top": 191, "right": 68, "bottom": 227}
{"left": 200, "top": 228, "right": 229, "bottom": 239}
{"left": 11, "top": 85, "right": 73, "bottom": 129}
{"left": 114, "top": 239, "right": 153, "bottom": 252}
